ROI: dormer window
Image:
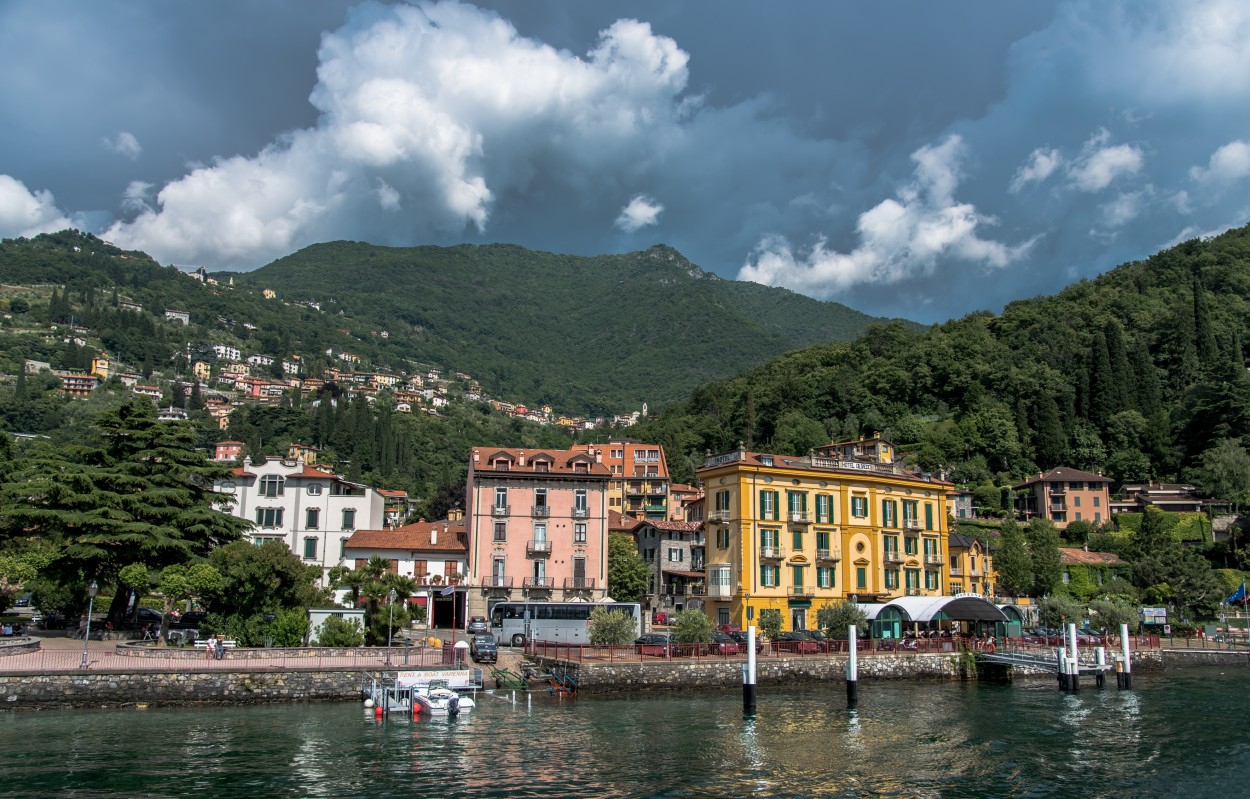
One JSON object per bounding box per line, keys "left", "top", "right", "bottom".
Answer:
{"left": 534, "top": 462, "right": 550, "bottom": 473}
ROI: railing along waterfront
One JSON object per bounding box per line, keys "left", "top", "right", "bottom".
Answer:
{"left": 0, "top": 642, "right": 470, "bottom": 674}
{"left": 530, "top": 635, "right": 1162, "bottom": 664}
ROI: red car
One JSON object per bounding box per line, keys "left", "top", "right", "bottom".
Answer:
{"left": 708, "top": 632, "right": 741, "bottom": 656}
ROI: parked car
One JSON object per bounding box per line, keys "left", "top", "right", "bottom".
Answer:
{"left": 470, "top": 634, "right": 497, "bottom": 663}
{"left": 652, "top": 611, "right": 672, "bottom": 625}
{"left": 727, "top": 630, "right": 765, "bottom": 653}
{"left": 134, "top": 607, "right": 163, "bottom": 625}
{"left": 775, "top": 631, "right": 821, "bottom": 654}
{"left": 467, "top": 616, "right": 490, "bottom": 635}
{"left": 717, "top": 624, "right": 743, "bottom": 635}
{"left": 635, "top": 633, "right": 672, "bottom": 656}
{"left": 175, "top": 611, "right": 208, "bottom": 628}
{"left": 708, "top": 631, "right": 740, "bottom": 656}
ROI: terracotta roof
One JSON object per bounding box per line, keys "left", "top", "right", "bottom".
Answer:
{"left": 1014, "top": 467, "right": 1112, "bottom": 488}
{"left": 1059, "top": 547, "right": 1123, "bottom": 565}
{"left": 231, "top": 466, "right": 255, "bottom": 477}
{"left": 661, "top": 568, "right": 706, "bottom": 579}
{"left": 642, "top": 520, "right": 703, "bottom": 533}
{"left": 608, "top": 510, "right": 645, "bottom": 533}
{"left": 294, "top": 465, "right": 339, "bottom": 479}
{"left": 377, "top": 489, "right": 408, "bottom": 498}
{"left": 345, "top": 519, "right": 468, "bottom": 553}
{"left": 669, "top": 483, "right": 701, "bottom": 494}
{"left": 471, "top": 447, "right": 611, "bottom": 477}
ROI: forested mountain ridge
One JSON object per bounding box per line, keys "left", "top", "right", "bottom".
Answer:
{"left": 0, "top": 232, "right": 909, "bottom": 417}
{"left": 233, "top": 241, "right": 913, "bottom": 414}
{"left": 636, "top": 223, "right": 1250, "bottom": 489}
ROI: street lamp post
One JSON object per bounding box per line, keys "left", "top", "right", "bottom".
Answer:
{"left": 386, "top": 588, "right": 398, "bottom": 667}
{"left": 80, "top": 581, "right": 99, "bottom": 669}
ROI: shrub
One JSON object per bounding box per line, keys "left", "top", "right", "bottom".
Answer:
{"left": 671, "top": 608, "right": 714, "bottom": 644}
{"left": 588, "top": 607, "right": 636, "bottom": 646}
{"left": 317, "top": 615, "right": 365, "bottom": 647}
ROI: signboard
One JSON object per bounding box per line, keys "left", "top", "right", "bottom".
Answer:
{"left": 396, "top": 669, "right": 474, "bottom": 689}
{"left": 839, "top": 461, "right": 874, "bottom": 472}
{"left": 1141, "top": 607, "right": 1167, "bottom": 625}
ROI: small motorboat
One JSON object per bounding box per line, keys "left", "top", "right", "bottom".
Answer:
{"left": 412, "top": 680, "right": 476, "bottom": 717}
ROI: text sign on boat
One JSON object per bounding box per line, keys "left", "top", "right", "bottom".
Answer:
{"left": 396, "top": 669, "right": 473, "bottom": 688}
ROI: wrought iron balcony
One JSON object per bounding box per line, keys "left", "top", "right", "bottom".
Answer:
{"left": 788, "top": 589, "right": 816, "bottom": 599}
{"left": 572, "top": 507, "right": 589, "bottom": 519}
{"left": 523, "top": 577, "right": 554, "bottom": 590}
{"left": 483, "top": 575, "right": 513, "bottom": 589}
{"left": 526, "top": 539, "right": 552, "bottom": 557}
{"left": 759, "top": 545, "right": 785, "bottom": 560}
{"left": 816, "top": 548, "right": 841, "bottom": 562}
{"left": 924, "top": 557, "right": 943, "bottom": 569}
{"left": 788, "top": 511, "right": 810, "bottom": 524}
{"left": 563, "top": 577, "right": 596, "bottom": 590}
{"left": 884, "top": 550, "right": 904, "bottom": 564}
{"left": 531, "top": 505, "right": 550, "bottom": 518}
{"left": 903, "top": 519, "right": 923, "bottom": 530}
{"left": 906, "top": 587, "right": 922, "bottom": 596}
{"left": 491, "top": 504, "right": 510, "bottom": 517}
{"left": 708, "top": 509, "right": 731, "bottom": 522}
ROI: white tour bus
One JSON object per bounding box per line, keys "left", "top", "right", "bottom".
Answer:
{"left": 489, "top": 601, "right": 642, "bottom": 647}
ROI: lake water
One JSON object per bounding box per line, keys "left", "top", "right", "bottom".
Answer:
{"left": 1, "top": 667, "right": 1247, "bottom": 798}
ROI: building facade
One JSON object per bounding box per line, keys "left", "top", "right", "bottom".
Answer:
{"left": 947, "top": 533, "right": 994, "bottom": 596}
{"left": 213, "top": 457, "right": 386, "bottom": 584}
{"left": 1013, "top": 467, "right": 1112, "bottom": 528}
{"left": 343, "top": 518, "right": 469, "bottom": 628}
{"left": 572, "top": 439, "right": 670, "bottom": 520}
{"left": 465, "top": 447, "right": 611, "bottom": 619}
{"left": 636, "top": 519, "right": 706, "bottom": 615}
{"left": 697, "top": 438, "right": 951, "bottom": 633}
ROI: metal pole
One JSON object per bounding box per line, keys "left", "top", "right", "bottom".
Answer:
{"left": 1118, "top": 622, "right": 1132, "bottom": 689}
{"left": 79, "top": 581, "right": 98, "bottom": 669}
{"left": 743, "top": 625, "right": 757, "bottom": 714}
{"left": 386, "top": 588, "right": 397, "bottom": 667}
{"left": 846, "top": 624, "right": 858, "bottom": 708}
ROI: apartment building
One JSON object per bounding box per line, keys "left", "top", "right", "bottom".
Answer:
{"left": 213, "top": 457, "right": 386, "bottom": 584}
{"left": 465, "top": 447, "right": 611, "bottom": 619}
{"left": 947, "top": 533, "right": 994, "bottom": 596}
{"left": 573, "top": 439, "right": 670, "bottom": 520}
{"left": 1013, "top": 467, "right": 1112, "bottom": 528}
{"left": 697, "top": 437, "right": 951, "bottom": 633}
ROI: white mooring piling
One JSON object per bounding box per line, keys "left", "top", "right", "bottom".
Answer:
{"left": 1067, "top": 622, "right": 1080, "bottom": 692}
{"left": 1117, "top": 622, "right": 1133, "bottom": 689}
{"left": 1095, "top": 646, "right": 1107, "bottom": 688}
{"left": 743, "top": 626, "right": 757, "bottom": 715}
{"left": 846, "top": 624, "right": 859, "bottom": 708}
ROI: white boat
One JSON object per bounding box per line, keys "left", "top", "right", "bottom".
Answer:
{"left": 413, "top": 682, "right": 475, "bottom": 717}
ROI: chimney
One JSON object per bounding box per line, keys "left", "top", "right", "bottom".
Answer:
{"left": 431, "top": 526, "right": 438, "bottom": 545}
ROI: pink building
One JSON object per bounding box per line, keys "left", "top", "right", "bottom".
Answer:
{"left": 213, "top": 440, "right": 245, "bottom": 462}
{"left": 465, "top": 447, "right": 611, "bottom": 618}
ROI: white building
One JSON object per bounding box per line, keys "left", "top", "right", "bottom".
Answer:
{"left": 343, "top": 517, "right": 470, "bottom": 628}
{"left": 214, "top": 457, "right": 387, "bottom": 584}
{"left": 213, "top": 344, "right": 242, "bottom": 362}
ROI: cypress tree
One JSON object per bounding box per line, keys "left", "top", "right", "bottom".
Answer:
{"left": 1088, "top": 331, "right": 1115, "bottom": 427}
{"left": 1032, "top": 393, "right": 1066, "bottom": 468}
{"left": 1129, "top": 338, "right": 1161, "bottom": 416}
{"left": 1193, "top": 274, "right": 1219, "bottom": 366}
{"left": 1104, "top": 321, "right": 1131, "bottom": 412}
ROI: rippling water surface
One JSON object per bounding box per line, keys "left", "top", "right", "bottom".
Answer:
{"left": 2, "top": 668, "right": 1248, "bottom": 798}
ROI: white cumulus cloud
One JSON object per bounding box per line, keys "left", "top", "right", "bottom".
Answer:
{"left": 102, "top": 0, "right": 693, "bottom": 268}
{"left": 738, "top": 136, "right": 1034, "bottom": 295}
{"left": 614, "top": 195, "right": 663, "bottom": 232}
{"left": 1189, "top": 139, "right": 1250, "bottom": 184}
{"left": 102, "top": 131, "right": 142, "bottom": 160}
{"left": 1067, "top": 130, "right": 1144, "bottom": 192}
{"left": 1009, "top": 147, "right": 1064, "bottom": 193}
{"left": 0, "top": 174, "right": 74, "bottom": 238}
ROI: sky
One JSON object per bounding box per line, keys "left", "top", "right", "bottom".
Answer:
{"left": 2, "top": 1, "right": 1250, "bottom": 324}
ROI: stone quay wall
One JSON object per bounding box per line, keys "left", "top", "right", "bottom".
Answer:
{"left": 545, "top": 652, "right": 966, "bottom": 693}
{"left": 1159, "top": 649, "right": 1249, "bottom": 668}
{"left": 1, "top": 670, "right": 365, "bottom": 710}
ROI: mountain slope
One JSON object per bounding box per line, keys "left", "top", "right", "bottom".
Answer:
{"left": 233, "top": 241, "right": 913, "bottom": 414}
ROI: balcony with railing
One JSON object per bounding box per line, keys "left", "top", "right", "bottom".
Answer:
{"left": 884, "top": 550, "right": 904, "bottom": 564}
{"left": 531, "top": 504, "right": 550, "bottom": 518}
{"left": 906, "top": 587, "right": 922, "bottom": 596}
{"left": 523, "top": 577, "right": 554, "bottom": 590}
{"left": 788, "top": 511, "right": 810, "bottom": 524}
{"left": 709, "top": 509, "right": 731, "bottom": 522}
{"left": 924, "top": 556, "right": 943, "bottom": 569}
{"left": 526, "top": 539, "right": 552, "bottom": 557}
{"left": 708, "top": 583, "right": 732, "bottom": 598}
{"left": 491, "top": 504, "right": 510, "bottom": 517}
{"left": 563, "top": 577, "right": 596, "bottom": 590}
{"left": 482, "top": 575, "right": 514, "bottom": 590}
{"left": 788, "top": 588, "right": 816, "bottom": 599}
{"left": 950, "top": 564, "right": 965, "bottom": 576}
{"left": 903, "top": 519, "right": 922, "bottom": 530}
{"left": 572, "top": 507, "right": 589, "bottom": 519}
{"left": 816, "top": 548, "right": 841, "bottom": 562}
{"left": 759, "top": 545, "right": 786, "bottom": 560}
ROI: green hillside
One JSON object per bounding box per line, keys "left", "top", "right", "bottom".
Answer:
{"left": 636, "top": 223, "right": 1250, "bottom": 487}
{"left": 233, "top": 241, "right": 909, "bottom": 415}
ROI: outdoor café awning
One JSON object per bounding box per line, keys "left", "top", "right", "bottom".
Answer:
{"left": 875, "top": 595, "right": 1009, "bottom": 624}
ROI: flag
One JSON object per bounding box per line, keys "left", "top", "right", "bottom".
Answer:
{"left": 1226, "top": 580, "right": 1247, "bottom": 605}
{"left": 440, "top": 584, "right": 455, "bottom": 597}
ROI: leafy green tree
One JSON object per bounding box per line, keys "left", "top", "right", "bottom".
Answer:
{"left": 156, "top": 562, "right": 224, "bottom": 642}
{"left": 994, "top": 517, "right": 1033, "bottom": 596}
{"left": 0, "top": 400, "right": 249, "bottom": 621}
{"left": 316, "top": 615, "right": 365, "bottom": 646}
{"left": 203, "top": 540, "right": 324, "bottom": 644}
{"left": 1089, "top": 598, "right": 1139, "bottom": 634}
{"left": 1062, "top": 519, "right": 1095, "bottom": 544}
{"left": 1026, "top": 518, "right": 1064, "bottom": 597}
{"left": 588, "top": 607, "right": 636, "bottom": 646}
{"left": 671, "top": 608, "right": 714, "bottom": 644}
{"left": 758, "top": 608, "right": 783, "bottom": 641}
{"left": 816, "top": 599, "right": 868, "bottom": 639}
{"left": 1191, "top": 438, "right": 1250, "bottom": 513}
{"left": 1038, "top": 595, "right": 1085, "bottom": 629}
{"left": 607, "top": 532, "right": 649, "bottom": 603}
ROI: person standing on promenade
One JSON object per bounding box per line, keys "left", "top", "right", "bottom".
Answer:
{"left": 205, "top": 636, "right": 216, "bottom": 660}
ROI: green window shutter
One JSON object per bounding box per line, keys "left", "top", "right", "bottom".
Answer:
{"left": 925, "top": 503, "right": 934, "bottom": 530}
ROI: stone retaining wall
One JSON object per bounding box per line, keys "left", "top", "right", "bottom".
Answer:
{"left": 1159, "top": 649, "right": 1250, "bottom": 668}
{"left": 1, "top": 670, "right": 364, "bottom": 710}
{"left": 0, "top": 638, "right": 40, "bottom": 657}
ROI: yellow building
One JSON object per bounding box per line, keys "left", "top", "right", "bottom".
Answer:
{"left": 698, "top": 437, "right": 952, "bottom": 633}
{"left": 947, "top": 532, "right": 996, "bottom": 597}
{"left": 90, "top": 357, "right": 110, "bottom": 380}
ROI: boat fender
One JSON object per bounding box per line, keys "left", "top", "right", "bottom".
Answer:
{"left": 985, "top": 642, "right": 996, "bottom": 654}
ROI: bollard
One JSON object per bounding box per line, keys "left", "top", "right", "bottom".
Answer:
{"left": 1056, "top": 647, "right": 1068, "bottom": 691}
{"left": 846, "top": 624, "right": 858, "bottom": 708}
{"left": 1095, "top": 646, "right": 1106, "bottom": 688}
{"left": 743, "top": 626, "right": 757, "bottom": 715}
{"left": 1067, "top": 623, "right": 1080, "bottom": 692}
{"left": 1118, "top": 623, "right": 1132, "bottom": 690}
